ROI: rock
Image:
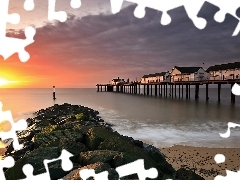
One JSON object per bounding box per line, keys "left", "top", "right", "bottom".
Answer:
{"left": 98, "top": 136, "right": 168, "bottom": 179}
{"left": 176, "top": 168, "right": 205, "bottom": 180}
{"left": 63, "top": 162, "right": 118, "bottom": 180}
{"left": 5, "top": 147, "right": 60, "bottom": 180}
{"left": 3, "top": 103, "right": 200, "bottom": 180}
{"left": 144, "top": 145, "right": 175, "bottom": 176}
{"left": 34, "top": 129, "right": 83, "bottom": 148}
{"left": 79, "top": 150, "right": 124, "bottom": 168}
{"left": 84, "top": 127, "right": 121, "bottom": 150}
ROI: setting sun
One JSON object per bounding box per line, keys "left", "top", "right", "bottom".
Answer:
{"left": 0, "top": 78, "right": 10, "bottom": 86}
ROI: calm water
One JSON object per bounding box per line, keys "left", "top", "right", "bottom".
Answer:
{"left": 0, "top": 87, "right": 240, "bottom": 148}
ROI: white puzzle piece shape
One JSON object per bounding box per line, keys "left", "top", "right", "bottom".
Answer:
{"left": 20, "top": 149, "right": 74, "bottom": 180}
{"left": 0, "top": 102, "right": 28, "bottom": 150}
{"left": 110, "top": 0, "right": 240, "bottom": 36}
{"left": 0, "top": 0, "right": 36, "bottom": 62}
{"left": 0, "top": 156, "right": 15, "bottom": 180}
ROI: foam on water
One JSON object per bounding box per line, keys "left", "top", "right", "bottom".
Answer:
{"left": 98, "top": 107, "right": 240, "bottom": 148}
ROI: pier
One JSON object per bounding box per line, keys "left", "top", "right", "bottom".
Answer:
{"left": 96, "top": 80, "right": 240, "bottom": 103}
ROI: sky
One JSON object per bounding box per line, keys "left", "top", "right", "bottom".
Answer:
{"left": 1, "top": 0, "right": 240, "bottom": 88}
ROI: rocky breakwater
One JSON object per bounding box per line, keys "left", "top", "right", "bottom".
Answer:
{"left": 3, "top": 103, "right": 204, "bottom": 180}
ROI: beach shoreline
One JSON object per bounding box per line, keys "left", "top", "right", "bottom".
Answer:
{"left": 161, "top": 145, "right": 240, "bottom": 180}
{"left": 2, "top": 140, "right": 240, "bottom": 179}
{"left": 1, "top": 103, "right": 239, "bottom": 179}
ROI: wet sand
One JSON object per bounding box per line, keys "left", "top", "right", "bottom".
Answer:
{"left": 161, "top": 145, "right": 240, "bottom": 180}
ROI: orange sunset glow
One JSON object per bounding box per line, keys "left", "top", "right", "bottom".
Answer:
{"left": 1, "top": 0, "right": 239, "bottom": 88}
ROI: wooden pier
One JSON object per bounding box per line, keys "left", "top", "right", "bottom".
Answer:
{"left": 96, "top": 80, "right": 240, "bottom": 103}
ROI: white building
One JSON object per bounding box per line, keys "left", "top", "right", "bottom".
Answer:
{"left": 141, "top": 74, "right": 156, "bottom": 83}
{"left": 206, "top": 62, "right": 240, "bottom": 80}
{"left": 141, "top": 72, "right": 170, "bottom": 83}
{"left": 141, "top": 75, "right": 149, "bottom": 83}
{"left": 111, "top": 77, "right": 125, "bottom": 85}
{"left": 155, "top": 72, "right": 170, "bottom": 82}
{"left": 170, "top": 66, "right": 209, "bottom": 82}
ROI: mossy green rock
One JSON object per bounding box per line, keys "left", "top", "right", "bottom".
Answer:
{"left": 34, "top": 129, "right": 83, "bottom": 148}
{"left": 79, "top": 150, "right": 124, "bottom": 168}
{"left": 98, "top": 136, "right": 171, "bottom": 179}
{"left": 40, "top": 138, "right": 88, "bottom": 163}
{"left": 84, "top": 127, "right": 120, "bottom": 150}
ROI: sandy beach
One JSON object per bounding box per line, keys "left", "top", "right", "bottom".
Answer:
{"left": 161, "top": 145, "right": 240, "bottom": 180}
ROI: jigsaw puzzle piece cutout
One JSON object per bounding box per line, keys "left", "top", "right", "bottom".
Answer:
{"left": 233, "top": 7, "right": 240, "bottom": 36}
{"left": 206, "top": 0, "right": 240, "bottom": 23}
{"left": 43, "top": 149, "right": 74, "bottom": 172}
{"left": 48, "top": 0, "right": 81, "bottom": 22}
{"left": 0, "top": 0, "right": 20, "bottom": 38}
{"left": 71, "top": 0, "right": 81, "bottom": 9}
{"left": 0, "top": 101, "right": 28, "bottom": 150}
{"left": 182, "top": 0, "right": 207, "bottom": 29}
{"left": 208, "top": 0, "right": 240, "bottom": 36}
{"left": 0, "top": 0, "right": 36, "bottom": 62}
{"left": 214, "top": 170, "right": 240, "bottom": 180}
{"left": 20, "top": 149, "right": 74, "bottom": 180}
{"left": 232, "top": 83, "right": 240, "bottom": 96}
{"left": 0, "top": 156, "right": 14, "bottom": 180}
{"left": 196, "top": 1, "right": 239, "bottom": 35}
{"left": 0, "top": 27, "right": 36, "bottom": 62}
{"left": 24, "top": 0, "right": 35, "bottom": 11}
{"left": 110, "top": 0, "right": 184, "bottom": 25}
{"left": 219, "top": 122, "right": 240, "bottom": 138}
{"left": 197, "top": 0, "right": 240, "bottom": 35}
{"left": 214, "top": 154, "right": 226, "bottom": 164}
{"left": 110, "top": 0, "right": 240, "bottom": 35}
{"left": 79, "top": 169, "right": 109, "bottom": 180}
{"left": 20, "top": 164, "right": 50, "bottom": 180}
{"left": 110, "top": 0, "right": 207, "bottom": 27}
{"left": 116, "top": 159, "right": 158, "bottom": 180}
{"left": 48, "top": 0, "right": 67, "bottom": 22}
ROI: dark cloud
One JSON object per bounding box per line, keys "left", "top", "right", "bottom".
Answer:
{"left": 6, "top": 2, "right": 240, "bottom": 86}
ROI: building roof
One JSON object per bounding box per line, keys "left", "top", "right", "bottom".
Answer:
{"left": 112, "top": 78, "right": 124, "bottom": 82}
{"left": 206, "top": 62, "right": 240, "bottom": 72}
{"left": 174, "top": 66, "right": 202, "bottom": 74}
{"left": 142, "top": 72, "right": 168, "bottom": 78}
{"left": 142, "top": 75, "right": 149, "bottom": 78}
{"left": 148, "top": 74, "right": 156, "bottom": 77}
{"left": 154, "top": 72, "right": 168, "bottom": 76}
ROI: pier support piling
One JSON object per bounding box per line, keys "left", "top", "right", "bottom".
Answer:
{"left": 186, "top": 84, "right": 189, "bottom": 99}
{"left": 231, "top": 83, "right": 236, "bottom": 103}
{"left": 195, "top": 84, "right": 199, "bottom": 99}
{"left": 160, "top": 84, "right": 162, "bottom": 96}
{"left": 150, "top": 85, "right": 152, "bottom": 96}
{"left": 175, "top": 84, "right": 177, "bottom": 97}
{"left": 206, "top": 84, "right": 209, "bottom": 100}
{"left": 147, "top": 85, "right": 149, "bottom": 95}
{"left": 166, "top": 84, "right": 168, "bottom": 97}
{"left": 182, "top": 84, "right": 183, "bottom": 98}
{"left": 178, "top": 84, "right": 180, "bottom": 98}
{"left": 218, "top": 84, "right": 221, "bottom": 102}
{"left": 155, "top": 84, "right": 157, "bottom": 96}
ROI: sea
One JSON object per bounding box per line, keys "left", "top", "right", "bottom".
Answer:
{"left": 0, "top": 87, "right": 240, "bottom": 149}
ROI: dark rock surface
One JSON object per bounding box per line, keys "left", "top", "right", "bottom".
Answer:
{"left": 3, "top": 103, "right": 204, "bottom": 180}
